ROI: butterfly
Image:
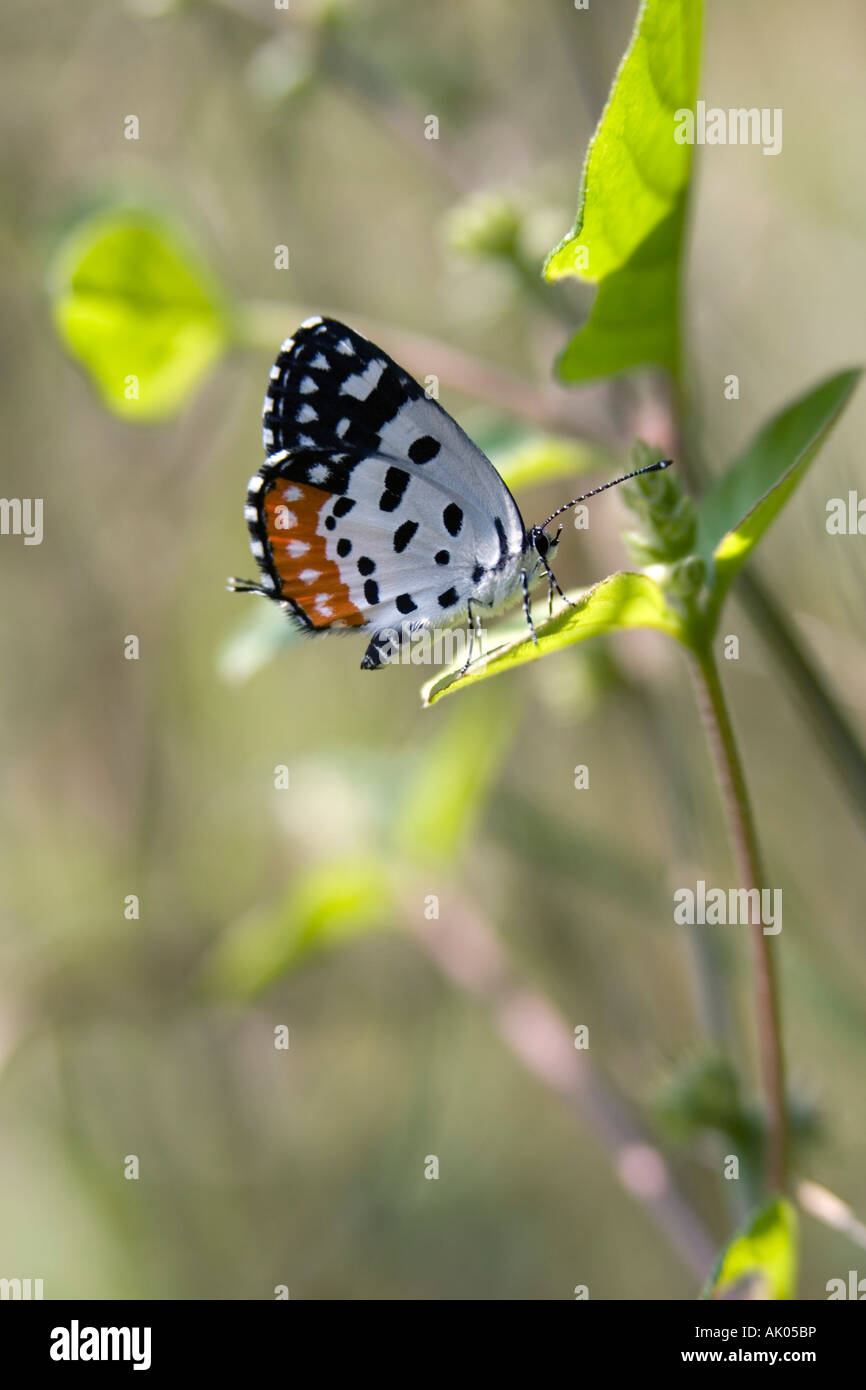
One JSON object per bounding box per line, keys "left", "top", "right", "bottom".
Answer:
{"left": 228, "top": 316, "right": 670, "bottom": 670}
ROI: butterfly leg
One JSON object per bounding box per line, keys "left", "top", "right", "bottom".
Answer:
{"left": 539, "top": 557, "right": 577, "bottom": 610}
{"left": 520, "top": 569, "right": 538, "bottom": 646}
{"left": 361, "top": 630, "right": 398, "bottom": 670}
{"left": 460, "top": 605, "right": 476, "bottom": 675}
{"left": 459, "top": 600, "right": 486, "bottom": 675}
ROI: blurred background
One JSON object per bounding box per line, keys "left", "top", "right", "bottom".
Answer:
{"left": 0, "top": 0, "right": 864, "bottom": 1299}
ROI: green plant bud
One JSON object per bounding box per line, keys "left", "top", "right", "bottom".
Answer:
{"left": 667, "top": 554, "right": 706, "bottom": 599}
{"left": 622, "top": 438, "right": 697, "bottom": 560}
{"left": 622, "top": 530, "right": 672, "bottom": 567}
{"left": 442, "top": 192, "right": 522, "bottom": 260}
{"left": 652, "top": 1051, "right": 752, "bottom": 1144}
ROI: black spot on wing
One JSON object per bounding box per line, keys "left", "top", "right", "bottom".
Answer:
{"left": 393, "top": 519, "right": 418, "bottom": 553}
{"left": 434, "top": 550, "right": 450, "bottom": 566}
{"left": 407, "top": 435, "right": 441, "bottom": 464}
{"left": 396, "top": 593, "right": 417, "bottom": 614}
{"left": 379, "top": 466, "right": 410, "bottom": 513}
{"left": 357, "top": 556, "right": 376, "bottom": 576}
{"left": 443, "top": 503, "right": 463, "bottom": 537}
{"left": 438, "top": 586, "right": 459, "bottom": 609}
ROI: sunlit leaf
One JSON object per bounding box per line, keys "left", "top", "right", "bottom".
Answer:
{"left": 50, "top": 208, "right": 229, "bottom": 421}
{"left": 200, "top": 859, "right": 391, "bottom": 996}
{"left": 703, "top": 1198, "right": 798, "bottom": 1301}
{"left": 544, "top": 0, "right": 702, "bottom": 382}
{"left": 422, "top": 571, "right": 685, "bottom": 706}
{"left": 698, "top": 369, "right": 861, "bottom": 617}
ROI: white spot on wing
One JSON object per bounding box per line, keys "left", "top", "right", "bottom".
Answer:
{"left": 336, "top": 418, "right": 350, "bottom": 438}
{"left": 307, "top": 463, "right": 330, "bottom": 484}
{"left": 296, "top": 404, "right": 318, "bottom": 423}
{"left": 265, "top": 450, "right": 289, "bottom": 465}
{"left": 287, "top": 540, "right": 309, "bottom": 557}
{"left": 301, "top": 315, "right": 323, "bottom": 329}
{"left": 299, "top": 377, "right": 317, "bottom": 394}
{"left": 244, "top": 505, "right": 258, "bottom": 522}
{"left": 340, "top": 358, "right": 385, "bottom": 400}
{"left": 299, "top": 569, "right": 321, "bottom": 584}
{"left": 247, "top": 474, "right": 264, "bottom": 493}
{"left": 280, "top": 337, "right": 295, "bottom": 353}
{"left": 281, "top": 484, "right": 301, "bottom": 501}
{"left": 336, "top": 338, "right": 355, "bottom": 356}
{"left": 311, "top": 354, "right": 329, "bottom": 370}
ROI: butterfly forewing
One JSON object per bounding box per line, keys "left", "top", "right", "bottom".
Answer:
{"left": 244, "top": 316, "right": 527, "bottom": 644}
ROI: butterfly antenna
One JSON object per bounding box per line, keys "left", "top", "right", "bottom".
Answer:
{"left": 537, "top": 459, "right": 673, "bottom": 531}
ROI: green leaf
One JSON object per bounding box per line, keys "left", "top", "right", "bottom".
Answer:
{"left": 200, "top": 858, "right": 390, "bottom": 997}
{"left": 703, "top": 1198, "right": 798, "bottom": 1301}
{"left": 698, "top": 369, "right": 861, "bottom": 616}
{"left": 555, "top": 206, "right": 686, "bottom": 381}
{"left": 49, "top": 207, "right": 229, "bottom": 421}
{"left": 422, "top": 571, "right": 685, "bottom": 706}
{"left": 397, "top": 688, "right": 520, "bottom": 862}
{"left": 544, "top": 0, "right": 702, "bottom": 382}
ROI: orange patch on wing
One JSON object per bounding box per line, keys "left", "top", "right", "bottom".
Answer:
{"left": 264, "top": 481, "right": 365, "bottom": 628}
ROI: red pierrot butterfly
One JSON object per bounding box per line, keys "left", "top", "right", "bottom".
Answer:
{"left": 228, "top": 316, "right": 671, "bottom": 669}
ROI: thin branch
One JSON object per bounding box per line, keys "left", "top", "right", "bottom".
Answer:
{"left": 797, "top": 1180, "right": 866, "bottom": 1252}
{"left": 407, "top": 894, "right": 716, "bottom": 1281}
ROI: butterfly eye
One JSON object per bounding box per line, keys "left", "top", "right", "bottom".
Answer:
{"left": 534, "top": 530, "right": 550, "bottom": 558}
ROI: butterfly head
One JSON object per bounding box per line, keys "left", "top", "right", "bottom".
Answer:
{"left": 528, "top": 523, "right": 561, "bottom": 574}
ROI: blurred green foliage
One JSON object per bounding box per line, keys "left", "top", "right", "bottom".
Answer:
{"left": 1, "top": 0, "right": 864, "bottom": 1302}
{"left": 50, "top": 208, "right": 229, "bottom": 420}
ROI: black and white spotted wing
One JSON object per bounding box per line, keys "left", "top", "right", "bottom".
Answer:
{"left": 236, "top": 316, "right": 530, "bottom": 667}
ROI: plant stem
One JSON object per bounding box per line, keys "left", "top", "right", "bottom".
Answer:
{"left": 689, "top": 646, "right": 787, "bottom": 1194}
